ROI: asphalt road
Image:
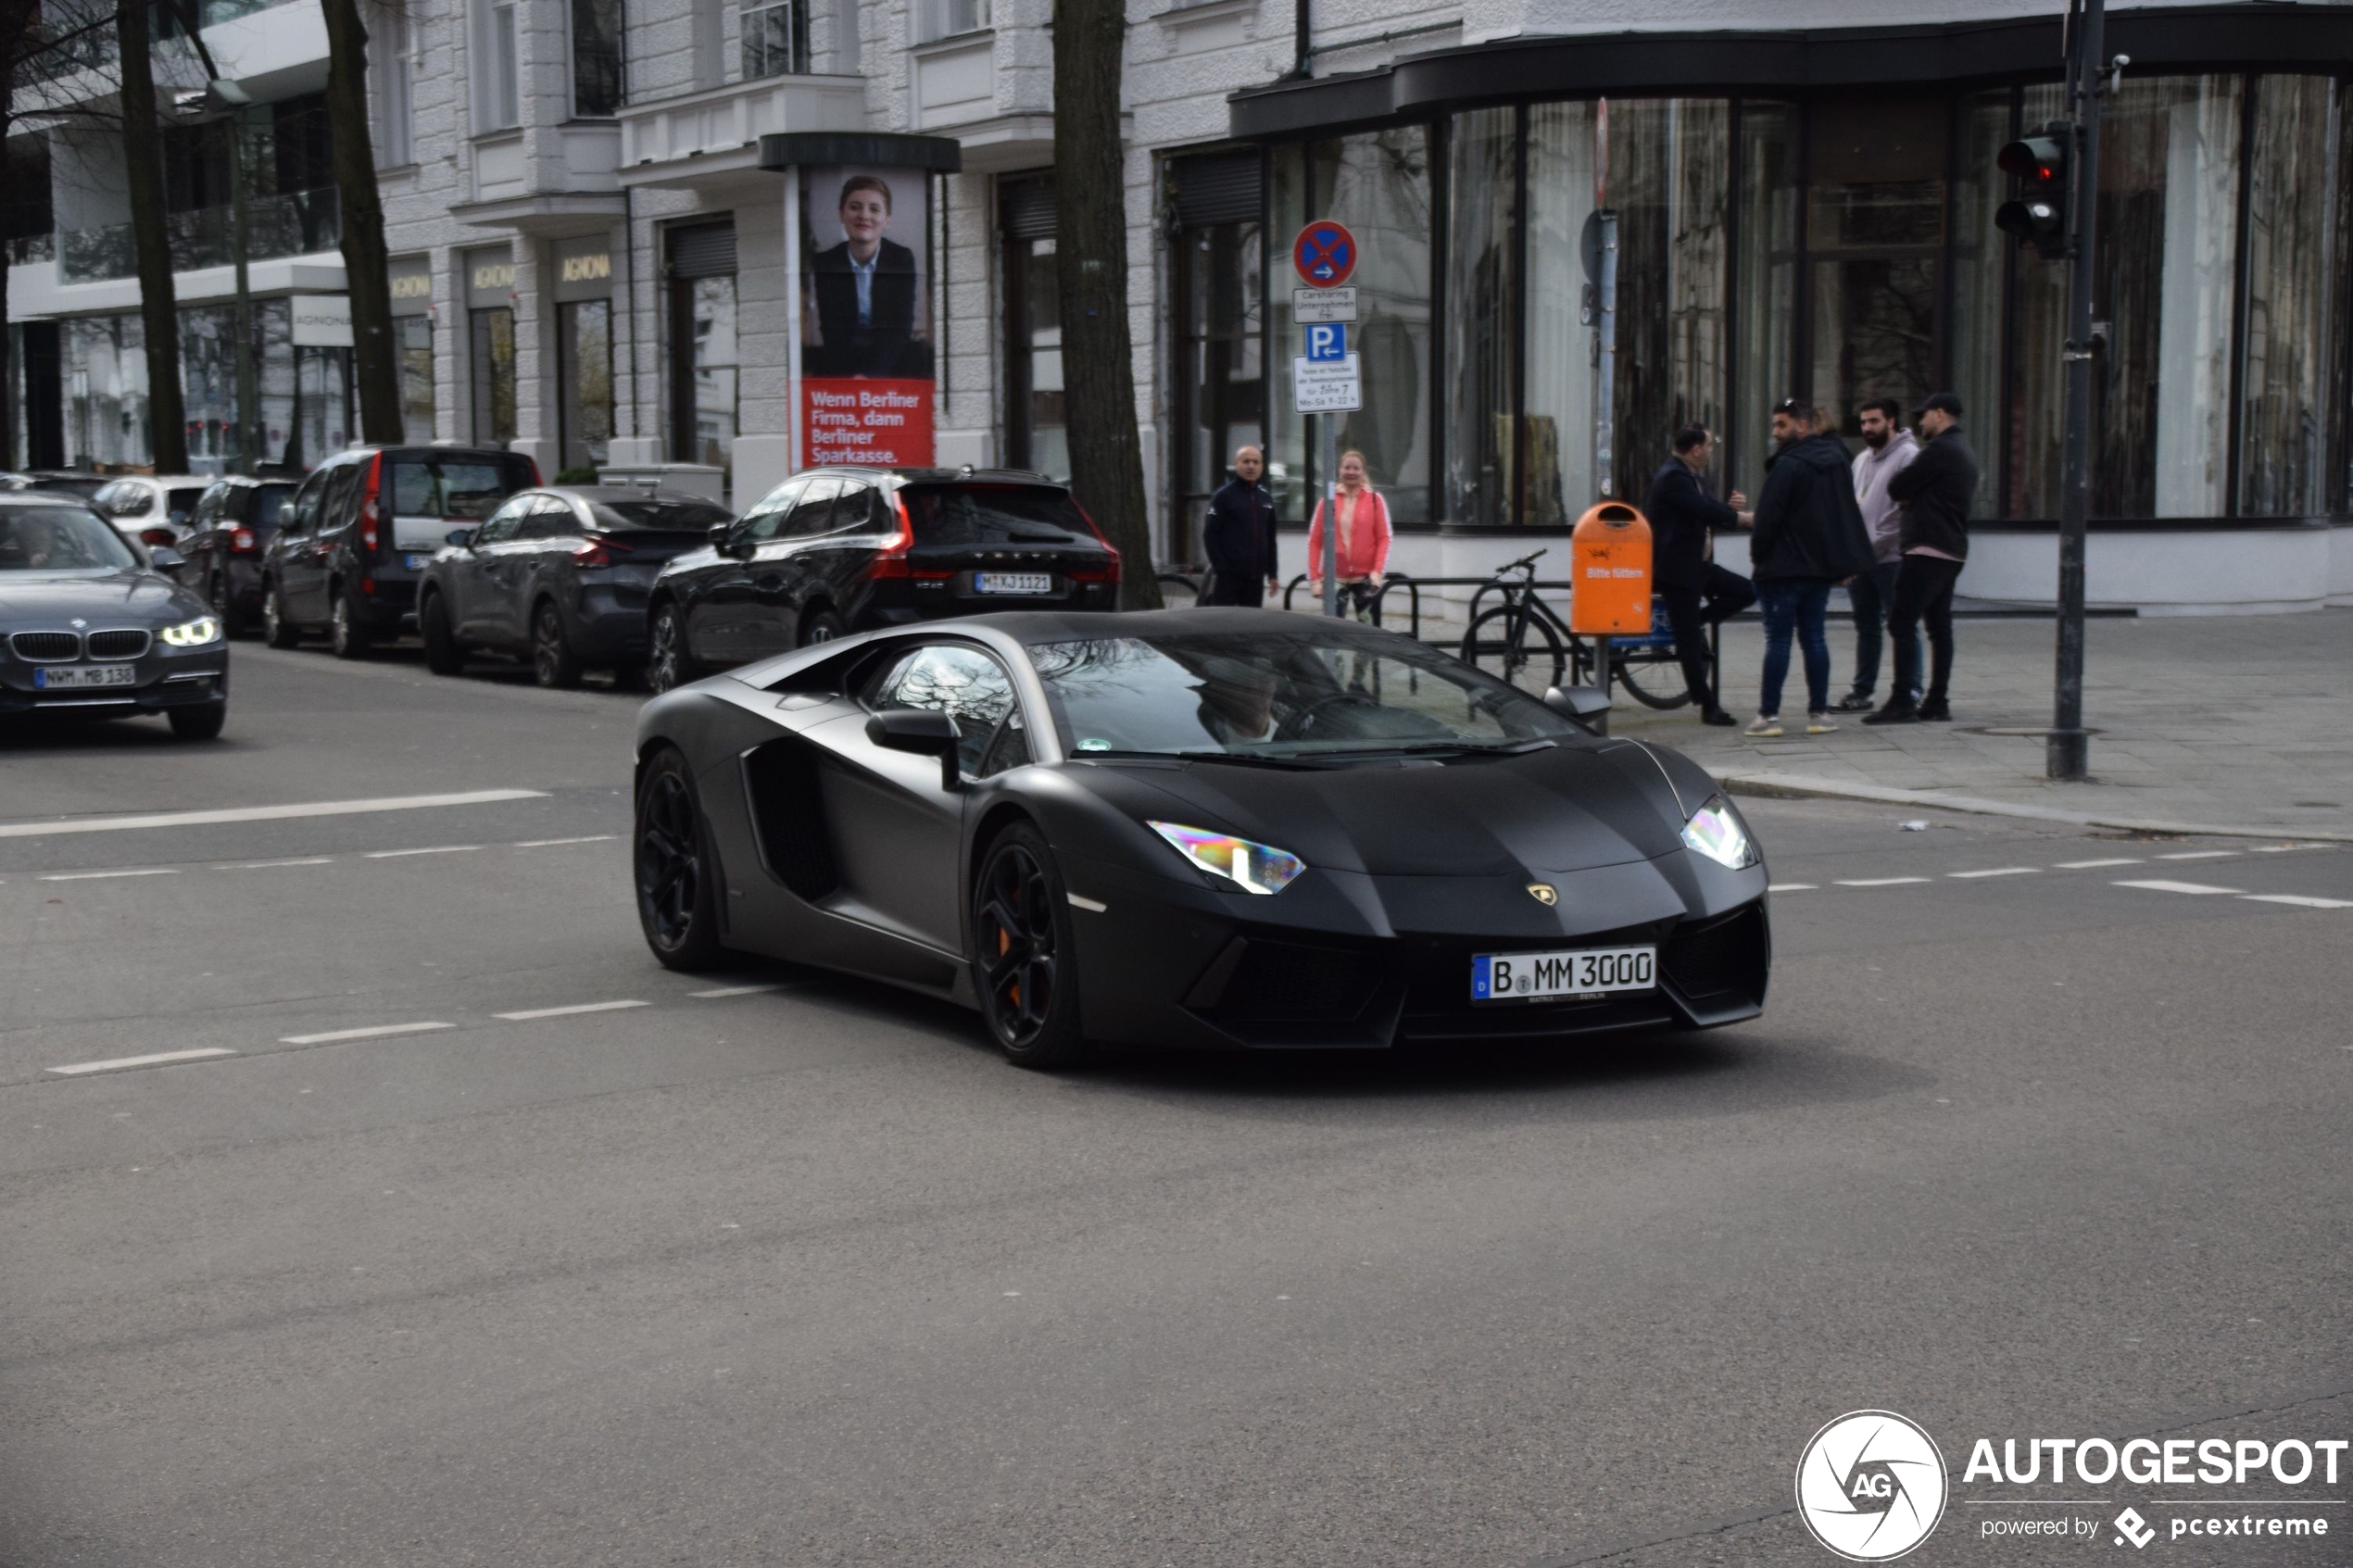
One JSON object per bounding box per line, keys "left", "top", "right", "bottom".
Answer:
{"left": 3, "top": 644, "right": 2348, "bottom": 1567}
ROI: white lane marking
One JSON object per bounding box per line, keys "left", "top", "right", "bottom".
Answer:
{"left": 278, "top": 1021, "right": 455, "bottom": 1046}
{"left": 219, "top": 857, "right": 333, "bottom": 869}
{"left": 38, "top": 867, "right": 180, "bottom": 882}
{"left": 2114, "top": 880, "right": 2244, "bottom": 896}
{"left": 492, "top": 999, "right": 651, "bottom": 1022}
{"left": 2252, "top": 844, "right": 2333, "bottom": 853}
{"left": 1949, "top": 867, "right": 2039, "bottom": 879}
{"left": 690, "top": 985, "right": 779, "bottom": 998}
{"left": 1767, "top": 883, "right": 1817, "bottom": 892}
{"left": 48, "top": 1047, "right": 236, "bottom": 1076}
{"left": 0, "top": 788, "right": 547, "bottom": 840}
{"left": 1834, "top": 877, "right": 1931, "bottom": 887}
{"left": 2239, "top": 894, "right": 2353, "bottom": 909}
{"left": 513, "top": 835, "right": 618, "bottom": 848}
{"left": 362, "top": 845, "right": 481, "bottom": 859}
{"left": 2158, "top": 850, "right": 2237, "bottom": 860}
{"left": 1067, "top": 893, "right": 1108, "bottom": 912}
{"left": 2057, "top": 857, "right": 2142, "bottom": 869}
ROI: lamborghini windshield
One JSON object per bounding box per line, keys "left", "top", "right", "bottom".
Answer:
{"left": 1026, "top": 625, "right": 1579, "bottom": 758}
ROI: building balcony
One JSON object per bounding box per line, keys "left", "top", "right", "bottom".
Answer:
{"left": 616, "top": 73, "right": 866, "bottom": 194}
{"left": 909, "top": 30, "right": 1051, "bottom": 173}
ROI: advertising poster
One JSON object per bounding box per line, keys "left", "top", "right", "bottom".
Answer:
{"left": 796, "top": 165, "right": 935, "bottom": 468}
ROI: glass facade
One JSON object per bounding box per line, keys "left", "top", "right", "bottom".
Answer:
{"left": 60, "top": 302, "right": 349, "bottom": 472}
{"left": 472, "top": 307, "right": 517, "bottom": 445}
{"left": 559, "top": 300, "right": 615, "bottom": 472}
{"left": 1256, "top": 71, "right": 2347, "bottom": 528}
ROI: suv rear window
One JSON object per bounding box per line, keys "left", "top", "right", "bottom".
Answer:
{"left": 585, "top": 498, "right": 734, "bottom": 533}
{"left": 387, "top": 456, "right": 534, "bottom": 521}
{"left": 899, "top": 484, "right": 1096, "bottom": 547}
{"left": 250, "top": 484, "right": 295, "bottom": 528}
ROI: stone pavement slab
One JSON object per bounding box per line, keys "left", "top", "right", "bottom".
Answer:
{"left": 1604, "top": 608, "right": 2353, "bottom": 837}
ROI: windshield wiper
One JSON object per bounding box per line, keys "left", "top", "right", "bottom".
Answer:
{"left": 1072, "top": 747, "right": 1325, "bottom": 771}
{"left": 1321, "top": 738, "right": 1558, "bottom": 759}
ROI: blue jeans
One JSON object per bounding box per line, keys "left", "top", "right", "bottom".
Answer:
{"left": 1847, "top": 561, "right": 1923, "bottom": 702}
{"left": 1757, "top": 578, "right": 1832, "bottom": 718}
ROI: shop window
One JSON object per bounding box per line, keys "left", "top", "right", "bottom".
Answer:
{"left": 398, "top": 317, "right": 434, "bottom": 445}
{"left": 667, "top": 224, "right": 738, "bottom": 477}
{"left": 1442, "top": 108, "right": 1518, "bottom": 527}
{"left": 560, "top": 300, "right": 615, "bottom": 470}
{"left": 1731, "top": 102, "right": 1798, "bottom": 495}
{"left": 1000, "top": 178, "right": 1063, "bottom": 481}
{"left": 1949, "top": 90, "right": 2013, "bottom": 505}
{"left": 2238, "top": 75, "right": 2336, "bottom": 517}
{"left": 573, "top": 0, "right": 624, "bottom": 117}
{"left": 472, "top": 306, "right": 517, "bottom": 445}
{"left": 1804, "top": 98, "right": 1944, "bottom": 447}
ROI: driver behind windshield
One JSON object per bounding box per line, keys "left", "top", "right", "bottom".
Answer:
{"left": 0, "top": 508, "right": 132, "bottom": 571}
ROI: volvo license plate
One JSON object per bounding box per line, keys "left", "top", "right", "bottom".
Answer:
{"left": 33, "top": 664, "right": 138, "bottom": 690}
{"left": 974, "top": 571, "right": 1053, "bottom": 596}
{"left": 1472, "top": 944, "right": 1655, "bottom": 1002}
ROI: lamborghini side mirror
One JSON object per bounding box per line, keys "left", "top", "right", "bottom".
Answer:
{"left": 865, "top": 709, "right": 963, "bottom": 791}
{"left": 1544, "top": 684, "right": 1612, "bottom": 735}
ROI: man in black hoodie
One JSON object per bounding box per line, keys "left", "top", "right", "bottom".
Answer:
{"left": 1864, "top": 393, "right": 1981, "bottom": 725}
{"left": 1201, "top": 445, "right": 1278, "bottom": 607}
{"left": 1743, "top": 401, "right": 1876, "bottom": 737}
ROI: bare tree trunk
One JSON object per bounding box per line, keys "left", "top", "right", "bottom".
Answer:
{"left": 320, "top": 0, "right": 399, "bottom": 443}
{"left": 1051, "top": 0, "right": 1160, "bottom": 608}
{"left": 0, "top": 0, "right": 42, "bottom": 470}
{"left": 116, "top": 0, "right": 187, "bottom": 472}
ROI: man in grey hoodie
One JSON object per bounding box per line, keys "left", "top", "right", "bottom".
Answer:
{"left": 1833, "top": 398, "right": 1923, "bottom": 713}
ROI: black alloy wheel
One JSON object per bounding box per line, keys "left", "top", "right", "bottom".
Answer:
{"left": 971, "top": 823, "right": 1086, "bottom": 1068}
{"left": 329, "top": 589, "right": 370, "bottom": 659}
{"left": 532, "top": 600, "right": 584, "bottom": 689}
{"left": 647, "top": 603, "right": 698, "bottom": 693}
{"left": 799, "top": 606, "right": 847, "bottom": 647}
{"left": 262, "top": 580, "right": 301, "bottom": 648}
{"left": 420, "top": 591, "right": 464, "bottom": 675}
{"left": 633, "top": 748, "right": 723, "bottom": 969}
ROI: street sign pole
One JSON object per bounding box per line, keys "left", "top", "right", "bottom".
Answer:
{"left": 1290, "top": 220, "right": 1360, "bottom": 620}
{"left": 2048, "top": 0, "right": 2105, "bottom": 781}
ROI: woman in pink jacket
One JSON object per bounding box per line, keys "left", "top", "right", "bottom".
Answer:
{"left": 1303, "top": 449, "right": 1393, "bottom": 620}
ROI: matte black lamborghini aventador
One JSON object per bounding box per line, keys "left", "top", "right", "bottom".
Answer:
{"left": 631, "top": 608, "right": 1770, "bottom": 1067}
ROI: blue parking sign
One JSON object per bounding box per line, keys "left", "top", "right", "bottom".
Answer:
{"left": 1302, "top": 322, "right": 1348, "bottom": 362}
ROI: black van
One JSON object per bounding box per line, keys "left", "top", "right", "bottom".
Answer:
{"left": 260, "top": 446, "right": 538, "bottom": 657}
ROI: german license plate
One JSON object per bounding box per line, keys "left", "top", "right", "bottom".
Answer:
{"left": 33, "top": 664, "right": 138, "bottom": 690}
{"left": 1472, "top": 944, "right": 1655, "bottom": 1002}
{"left": 404, "top": 554, "right": 429, "bottom": 570}
{"left": 974, "top": 571, "right": 1053, "bottom": 596}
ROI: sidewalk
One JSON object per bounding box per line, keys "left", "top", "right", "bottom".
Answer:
{"left": 1603, "top": 608, "right": 2353, "bottom": 838}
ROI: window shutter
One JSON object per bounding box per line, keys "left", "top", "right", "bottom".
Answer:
{"left": 668, "top": 222, "right": 737, "bottom": 279}
{"left": 1171, "top": 151, "right": 1263, "bottom": 228}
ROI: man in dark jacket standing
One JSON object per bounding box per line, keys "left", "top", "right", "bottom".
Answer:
{"left": 1865, "top": 394, "right": 1980, "bottom": 725}
{"left": 1743, "top": 400, "right": 1877, "bottom": 737}
{"left": 1644, "top": 424, "right": 1755, "bottom": 725}
{"left": 1201, "top": 445, "right": 1278, "bottom": 608}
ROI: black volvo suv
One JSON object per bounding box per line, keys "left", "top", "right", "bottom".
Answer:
{"left": 644, "top": 468, "right": 1120, "bottom": 692}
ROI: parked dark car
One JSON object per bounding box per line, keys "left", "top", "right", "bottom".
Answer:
{"left": 644, "top": 467, "right": 1121, "bottom": 693}
{"left": 259, "top": 445, "right": 538, "bottom": 658}
{"left": 180, "top": 475, "right": 298, "bottom": 637}
{"left": 0, "top": 492, "right": 229, "bottom": 739}
{"left": 418, "top": 486, "right": 732, "bottom": 687}
{"left": 19, "top": 470, "right": 111, "bottom": 502}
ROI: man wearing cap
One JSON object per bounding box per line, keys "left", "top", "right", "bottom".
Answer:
{"left": 1865, "top": 393, "right": 1980, "bottom": 725}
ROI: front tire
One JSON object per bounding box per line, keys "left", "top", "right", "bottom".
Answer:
{"left": 646, "top": 602, "right": 700, "bottom": 694}
{"left": 328, "top": 588, "right": 370, "bottom": 660}
{"left": 420, "top": 590, "right": 464, "bottom": 675}
{"left": 262, "top": 580, "right": 301, "bottom": 648}
{"left": 168, "top": 703, "right": 226, "bottom": 740}
{"left": 532, "top": 600, "right": 583, "bottom": 689}
{"left": 971, "top": 822, "right": 1087, "bottom": 1069}
{"left": 634, "top": 747, "right": 724, "bottom": 970}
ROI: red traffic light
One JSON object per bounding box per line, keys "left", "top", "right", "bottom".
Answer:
{"left": 1997, "top": 134, "right": 2069, "bottom": 186}
{"left": 1995, "top": 131, "right": 2071, "bottom": 260}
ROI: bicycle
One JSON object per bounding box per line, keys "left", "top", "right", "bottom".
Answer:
{"left": 1458, "top": 551, "right": 1700, "bottom": 709}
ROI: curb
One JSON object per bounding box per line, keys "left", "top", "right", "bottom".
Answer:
{"left": 1713, "top": 771, "right": 2353, "bottom": 844}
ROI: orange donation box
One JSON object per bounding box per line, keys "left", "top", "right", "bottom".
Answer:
{"left": 1567, "top": 502, "right": 1654, "bottom": 635}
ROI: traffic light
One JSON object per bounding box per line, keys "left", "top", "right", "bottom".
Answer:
{"left": 1995, "top": 131, "right": 2072, "bottom": 259}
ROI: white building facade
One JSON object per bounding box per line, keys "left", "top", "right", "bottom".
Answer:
{"left": 7, "top": 0, "right": 2351, "bottom": 609}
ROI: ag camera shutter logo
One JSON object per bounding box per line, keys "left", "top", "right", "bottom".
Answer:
{"left": 1795, "top": 1411, "right": 1948, "bottom": 1561}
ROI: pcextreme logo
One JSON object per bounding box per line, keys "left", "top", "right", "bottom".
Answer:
{"left": 1795, "top": 1411, "right": 1950, "bottom": 1562}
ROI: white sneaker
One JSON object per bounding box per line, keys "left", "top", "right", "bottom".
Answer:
{"left": 1744, "top": 715, "right": 1782, "bottom": 738}
{"left": 1806, "top": 713, "right": 1839, "bottom": 734}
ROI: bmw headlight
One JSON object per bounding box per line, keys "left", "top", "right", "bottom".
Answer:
{"left": 159, "top": 615, "right": 222, "bottom": 647}
{"left": 1148, "top": 821, "right": 1305, "bottom": 895}
{"left": 1681, "top": 795, "right": 1759, "bottom": 870}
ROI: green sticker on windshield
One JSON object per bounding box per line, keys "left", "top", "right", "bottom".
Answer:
{"left": 1076, "top": 738, "right": 1111, "bottom": 752}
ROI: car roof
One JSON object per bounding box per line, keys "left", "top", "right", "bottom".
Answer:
{"left": 527, "top": 486, "right": 724, "bottom": 505}
{"left": 0, "top": 490, "right": 107, "bottom": 510}
{"left": 107, "top": 474, "right": 216, "bottom": 487}
{"left": 792, "top": 465, "right": 1067, "bottom": 488}
{"left": 206, "top": 474, "right": 299, "bottom": 488}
